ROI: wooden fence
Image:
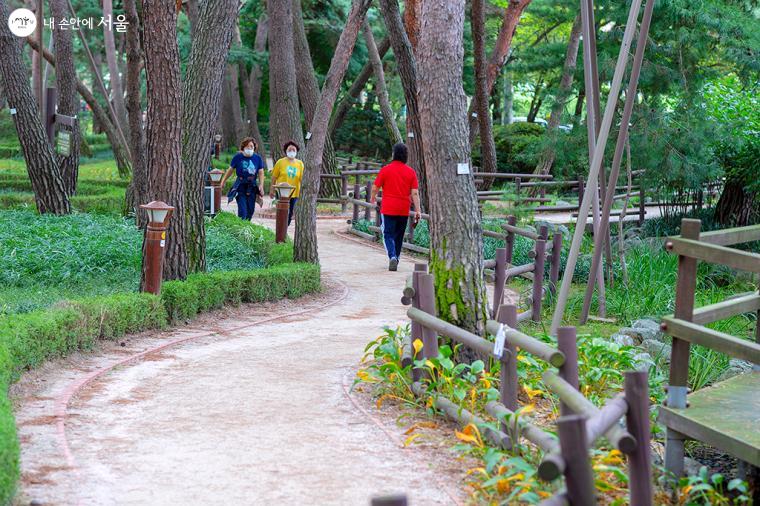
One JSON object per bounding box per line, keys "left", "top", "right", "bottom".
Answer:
{"left": 400, "top": 267, "right": 653, "bottom": 505}
{"left": 659, "top": 219, "right": 760, "bottom": 480}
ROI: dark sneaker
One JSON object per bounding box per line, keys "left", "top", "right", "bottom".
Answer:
{"left": 389, "top": 257, "right": 399, "bottom": 271}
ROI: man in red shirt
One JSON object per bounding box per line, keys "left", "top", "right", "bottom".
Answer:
{"left": 370, "top": 143, "right": 422, "bottom": 271}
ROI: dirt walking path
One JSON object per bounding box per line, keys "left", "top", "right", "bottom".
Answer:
{"left": 13, "top": 220, "right": 463, "bottom": 506}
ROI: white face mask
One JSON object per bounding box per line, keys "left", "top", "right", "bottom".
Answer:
{"left": 243, "top": 148, "right": 254, "bottom": 157}
{"left": 287, "top": 150, "right": 297, "bottom": 159}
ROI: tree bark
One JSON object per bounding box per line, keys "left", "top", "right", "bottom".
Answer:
{"left": 418, "top": 0, "right": 487, "bottom": 350}
{"left": 184, "top": 0, "right": 199, "bottom": 36}
{"left": 402, "top": 0, "right": 422, "bottom": 52}
{"left": 103, "top": 0, "right": 129, "bottom": 139}
{"left": 468, "top": 0, "right": 532, "bottom": 145}
{"left": 377, "top": 0, "right": 428, "bottom": 209}
{"left": 715, "top": 179, "right": 758, "bottom": 227}
{"left": 472, "top": 0, "right": 498, "bottom": 189}
{"left": 51, "top": 0, "right": 80, "bottom": 195}
{"left": 290, "top": 0, "right": 340, "bottom": 197}
{"left": 0, "top": 1, "right": 70, "bottom": 214}
{"left": 142, "top": 0, "right": 187, "bottom": 282}
{"left": 124, "top": 0, "right": 147, "bottom": 222}
{"left": 268, "top": 0, "right": 304, "bottom": 166}
{"left": 329, "top": 36, "right": 390, "bottom": 137}
{"left": 294, "top": 0, "right": 373, "bottom": 264}
{"left": 363, "top": 20, "right": 402, "bottom": 146}
{"left": 239, "top": 15, "right": 269, "bottom": 163}
{"left": 182, "top": 0, "right": 239, "bottom": 273}
{"left": 534, "top": 14, "right": 582, "bottom": 176}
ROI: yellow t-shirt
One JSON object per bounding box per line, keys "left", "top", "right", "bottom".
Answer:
{"left": 271, "top": 157, "right": 305, "bottom": 198}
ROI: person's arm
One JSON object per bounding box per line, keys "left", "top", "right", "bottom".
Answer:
{"left": 269, "top": 163, "right": 280, "bottom": 198}
{"left": 411, "top": 189, "right": 421, "bottom": 221}
{"left": 370, "top": 184, "right": 380, "bottom": 204}
{"left": 220, "top": 167, "right": 234, "bottom": 189}
{"left": 257, "top": 168, "right": 265, "bottom": 195}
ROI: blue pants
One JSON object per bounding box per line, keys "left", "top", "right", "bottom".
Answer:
{"left": 381, "top": 214, "right": 408, "bottom": 260}
{"left": 288, "top": 197, "right": 298, "bottom": 226}
{"left": 236, "top": 191, "right": 256, "bottom": 221}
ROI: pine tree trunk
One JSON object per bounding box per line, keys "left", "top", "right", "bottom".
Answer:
{"left": 103, "top": 0, "right": 129, "bottom": 139}
{"left": 329, "top": 37, "right": 389, "bottom": 137}
{"left": 182, "top": 0, "right": 239, "bottom": 274}
{"left": 377, "top": 0, "right": 428, "bottom": 210}
{"left": 418, "top": 0, "right": 488, "bottom": 353}
{"left": 291, "top": 0, "right": 340, "bottom": 198}
{"left": 402, "top": 0, "right": 422, "bottom": 51}
{"left": 0, "top": 3, "right": 70, "bottom": 215}
{"left": 363, "top": 20, "right": 402, "bottom": 146}
{"left": 239, "top": 16, "right": 269, "bottom": 163}
{"left": 294, "top": 0, "right": 372, "bottom": 264}
{"left": 124, "top": 0, "right": 148, "bottom": 222}
{"left": 268, "top": 0, "right": 305, "bottom": 166}
{"left": 472, "top": 0, "right": 498, "bottom": 190}
{"left": 222, "top": 63, "right": 245, "bottom": 148}
{"left": 468, "top": 0, "right": 532, "bottom": 146}
{"left": 716, "top": 179, "right": 758, "bottom": 227}
{"left": 142, "top": 0, "right": 187, "bottom": 283}
{"left": 50, "top": 0, "right": 80, "bottom": 196}
{"left": 534, "top": 14, "right": 582, "bottom": 177}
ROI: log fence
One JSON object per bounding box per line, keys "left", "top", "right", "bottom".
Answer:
{"left": 399, "top": 268, "right": 654, "bottom": 505}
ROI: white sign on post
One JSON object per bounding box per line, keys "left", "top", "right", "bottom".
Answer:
{"left": 407, "top": 132, "right": 415, "bottom": 138}
{"left": 457, "top": 162, "right": 471, "bottom": 175}
{"left": 493, "top": 324, "right": 507, "bottom": 358}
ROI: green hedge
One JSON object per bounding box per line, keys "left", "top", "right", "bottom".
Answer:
{"left": 0, "top": 260, "right": 320, "bottom": 503}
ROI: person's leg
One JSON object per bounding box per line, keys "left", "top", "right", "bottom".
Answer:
{"left": 393, "top": 216, "right": 408, "bottom": 260}
{"left": 246, "top": 193, "right": 256, "bottom": 220}
{"left": 381, "top": 215, "right": 397, "bottom": 259}
{"left": 236, "top": 194, "right": 247, "bottom": 220}
{"left": 288, "top": 197, "right": 298, "bottom": 226}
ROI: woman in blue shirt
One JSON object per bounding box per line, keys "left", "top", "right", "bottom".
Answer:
{"left": 220, "top": 137, "right": 265, "bottom": 221}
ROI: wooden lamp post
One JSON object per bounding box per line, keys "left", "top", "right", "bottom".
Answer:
{"left": 208, "top": 169, "right": 224, "bottom": 215}
{"left": 274, "top": 182, "right": 295, "bottom": 243}
{"left": 139, "top": 201, "right": 174, "bottom": 295}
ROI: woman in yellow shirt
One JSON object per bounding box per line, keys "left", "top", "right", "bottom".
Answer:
{"left": 269, "top": 140, "right": 304, "bottom": 226}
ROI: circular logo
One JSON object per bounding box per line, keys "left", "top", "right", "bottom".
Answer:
{"left": 8, "top": 8, "right": 37, "bottom": 37}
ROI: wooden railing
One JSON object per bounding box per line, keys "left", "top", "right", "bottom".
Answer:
{"left": 400, "top": 268, "right": 654, "bottom": 505}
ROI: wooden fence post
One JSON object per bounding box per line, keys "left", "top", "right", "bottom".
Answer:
{"left": 417, "top": 273, "right": 439, "bottom": 359}
{"left": 531, "top": 225, "right": 548, "bottom": 322}
{"left": 558, "top": 414, "right": 596, "bottom": 505}
{"left": 364, "top": 181, "right": 372, "bottom": 221}
{"left": 549, "top": 232, "right": 563, "bottom": 296}
{"left": 505, "top": 215, "right": 517, "bottom": 265}
{"left": 664, "top": 218, "right": 701, "bottom": 478}
{"left": 515, "top": 177, "right": 522, "bottom": 207}
{"left": 375, "top": 204, "right": 382, "bottom": 240}
{"left": 625, "top": 370, "right": 653, "bottom": 506}
{"left": 352, "top": 183, "right": 360, "bottom": 223}
{"left": 557, "top": 327, "right": 579, "bottom": 417}
{"left": 493, "top": 248, "right": 507, "bottom": 319}
{"left": 406, "top": 214, "right": 415, "bottom": 243}
{"left": 497, "top": 304, "right": 519, "bottom": 416}
{"left": 638, "top": 180, "right": 646, "bottom": 226}
{"left": 341, "top": 173, "right": 348, "bottom": 213}
{"left": 410, "top": 264, "right": 428, "bottom": 382}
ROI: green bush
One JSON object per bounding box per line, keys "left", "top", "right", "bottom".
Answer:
{"left": 473, "top": 122, "right": 545, "bottom": 173}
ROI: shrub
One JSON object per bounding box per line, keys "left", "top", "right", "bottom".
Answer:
{"left": 473, "top": 122, "right": 545, "bottom": 173}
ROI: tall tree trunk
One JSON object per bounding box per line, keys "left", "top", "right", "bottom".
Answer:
{"left": 124, "top": 0, "right": 147, "bottom": 221}
{"left": 290, "top": 0, "right": 340, "bottom": 197}
{"left": 377, "top": 0, "right": 428, "bottom": 209}
{"left": 715, "top": 179, "right": 758, "bottom": 227}
{"left": 184, "top": 0, "right": 199, "bottom": 35}
{"left": 221, "top": 71, "right": 238, "bottom": 149}
{"left": 329, "top": 37, "right": 389, "bottom": 137}
{"left": 363, "top": 20, "right": 402, "bottom": 146}
{"left": 402, "top": 0, "right": 421, "bottom": 51}
{"left": 468, "top": 0, "right": 532, "bottom": 146}
{"left": 142, "top": 0, "right": 187, "bottom": 282}
{"left": 526, "top": 77, "right": 545, "bottom": 122}
{"left": 294, "top": 0, "right": 373, "bottom": 264}
{"left": 418, "top": 0, "right": 487, "bottom": 351}
{"left": 268, "top": 0, "right": 304, "bottom": 169}
{"left": 502, "top": 70, "right": 513, "bottom": 125}
{"left": 472, "top": 0, "right": 498, "bottom": 189}
{"left": 0, "top": 2, "right": 70, "bottom": 214}
{"left": 103, "top": 0, "right": 129, "bottom": 139}
{"left": 51, "top": 0, "right": 80, "bottom": 195}
{"left": 534, "top": 14, "right": 582, "bottom": 176}
{"left": 27, "top": 36, "right": 133, "bottom": 180}
{"left": 182, "top": 0, "right": 239, "bottom": 273}
{"left": 239, "top": 15, "right": 269, "bottom": 163}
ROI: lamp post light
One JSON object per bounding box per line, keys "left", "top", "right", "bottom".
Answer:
{"left": 208, "top": 169, "right": 224, "bottom": 215}
{"left": 139, "top": 201, "right": 175, "bottom": 295}
{"left": 274, "top": 182, "right": 295, "bottom": 243}
{"left": 214, "top": 134, "right": 222, "bottom": 160}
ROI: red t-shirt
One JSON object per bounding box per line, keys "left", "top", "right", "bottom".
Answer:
{"left": 374, "top": 161, "right": 419, "bottom": 216}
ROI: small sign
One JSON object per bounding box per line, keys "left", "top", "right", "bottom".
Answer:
{"left": 472, "top": 112, "right": 478, "bottom": 118}
{"left": 9, "top": 108, "right": 17, "bottom": 115}
{"left": 493, "top": 324, "right": 507, "bottom": 358}
{"left": 407, "top": 131, "right": 414, "bottom": 138}
{"left": 457, "top": 162, "right": 470, "bottom": 175}
{"left": 56, "top": 130, "right": 71, "bottom": 157}
{"left": 305, "top": 131, "right": 312, "bottom": 140}
{"left": 160, "top": 239, "right": 166, "bottom": 248}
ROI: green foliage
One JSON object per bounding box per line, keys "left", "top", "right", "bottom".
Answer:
{"left": 474, "top": 122, "right": 545, "bottom": 173}
{"left": 676, "top": 466, "right": 750, "bottom": 505}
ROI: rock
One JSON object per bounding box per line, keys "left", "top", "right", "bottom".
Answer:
{"left": 640, "top": 339, "right": 672, "bottom": 363}
{"left": 618, "top": 327, "right": 655, "bottom": 344}
{"left": 684, "top": 457, "right": 705, "bottom": 476}
{"left": 633, "top": 318, "right": 662, "bottom": 334}
{"left": 717, "top": 359, "right": 754, "bottom": 382}
{"left": 611, "top": 333, "right": 635, "bottom": 347}
{"left": 633, "top": 352, "right": 655, "bottom": 371}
